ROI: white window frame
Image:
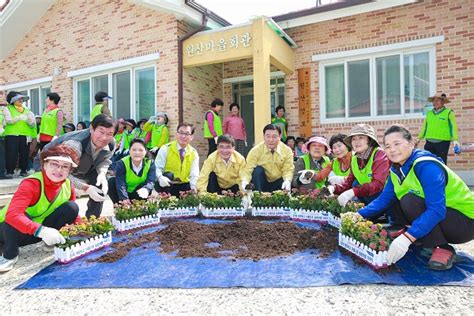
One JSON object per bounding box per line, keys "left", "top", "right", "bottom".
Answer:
{"left": 1, "top": 78, "right": 52, "bottom": 115}
{"left": 317, "top": 43, "right": 437, "bottom": 124}
{"left": 70, "top": 54, "right": 159, "bottom": 123}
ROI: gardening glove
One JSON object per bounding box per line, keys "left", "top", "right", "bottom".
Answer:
{"left": 158, "top": 175, "right": 171, "bottom": 187}
{"left": 85, "top": 185, "right": 106, "bottom": 202}
{"left": 37, "top": 226, "right": 66, "bottom": 246}
{"left": 241, "top": 181, "right": 249, "bottom": 191}
{"left": 96, "top": 171, "right": 108, "bottom": 196}
{"left": 326, "top": 185, "right": 335, "bottom": 197}
{"left": 328, "top": 175, "right": 346, "bottom": 185}
{"left": 298, "top": 169, "right": 315, "bottom": 185}
{"left": 150, "top": 147, "right": 159, "bottom": 154}
{"left": 51, "top": 136, "right": 58, "bottom": 142}
{"left": 281, "top": 180, "right": 292, "bottom": 191}
{"left": 137, "top": 188, "right": 149, "bottom": 199}
{"left": 337, "top": 189, "right": 355, "bottom": 207}
{"left": 387, "top": 234, "right": 412, "bottom": 264}
{"left": 214, "top": 136, "right": 218, "bottom": 144}
{"left": 453, "top": 141, "right": 461, "bottom": 155}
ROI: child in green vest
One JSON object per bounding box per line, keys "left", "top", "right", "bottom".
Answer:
{"left": 143, "top": 112, "right": 169, "bottom": 156}
{"left": 203, "top": 98, "right": 223, "bottom": 157}
{"left": 271, "top": 106, "right": 288, "bottom": 142}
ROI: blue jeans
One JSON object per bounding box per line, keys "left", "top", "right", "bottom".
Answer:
{"left": 251, "top": 166, "right": 283, "bottom": 192}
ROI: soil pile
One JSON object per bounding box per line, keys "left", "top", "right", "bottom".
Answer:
{"left": 89, "top": 219, "right": 338, "bottom": 263}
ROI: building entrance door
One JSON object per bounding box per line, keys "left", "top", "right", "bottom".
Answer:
{"left": 240, "top": 93, "right": 254, "bottom": 156}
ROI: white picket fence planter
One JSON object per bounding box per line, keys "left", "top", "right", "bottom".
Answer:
{"left": 327, "top": 213, "right": 341, "bottom": 229}
{"left": 54, "top": 232, "right": 113, "bottom": 264}
{"left": 291, "top": 209, "right": 328, "bottom": 223}
{"left": 112, "top": 213, "right": 161, "bottom": 232}
{"left": 202, "top": 207, "right": 245, "bottom": 218}
{"left": 251, "top": 207, "right": 291, "bottom": 218}
{"left": 338, "top": 233, "right": 390, "bottom": 269}
{"left": 159, "top": 207, "right": 198, "bottom": 218}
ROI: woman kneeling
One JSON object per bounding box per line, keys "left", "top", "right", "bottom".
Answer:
{"left": 358, "top": 124, "right": 474, "bottom": 270}
{"left": 0, "top": 144, "right": 80, "bottom": 272}
{"left": 108, "top": 138, "right": 156, "bottom": 204}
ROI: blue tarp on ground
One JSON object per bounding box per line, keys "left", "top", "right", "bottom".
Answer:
{"left": 17, "top": 219, "right": 474, "bottom": 289}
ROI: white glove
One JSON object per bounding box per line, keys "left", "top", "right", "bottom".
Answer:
{"left": 37, "top": 226, "right": 66, "bottom": 246}
{"left": 86, "top": 185, "right": 106, "bottom": 202}
{"left": 241, "top": 181, "right": 249, "bottom": 191}
{"left": 158, "top": 175, "right": 171, "bottom": 187}
{"left": 137, "top": 188, "right": 149, "bottom": 199}
{"left": 387, "top": 234, "right": 412, "bottom": 264}
{"left": 214, "top": 136, "right": 218, "bottom": 143}
{"left": 96, "top": 172, "right": 108, "bottom": 195}
{"left": 244, "top": 141, "right": 248, "bottom": 147}
{"left": 242, "top": 194, "right": 252, "bottom": 209}
{"left": 52, "top": 136, "right": 58, "bottom": 142}
{"left": 151, "top": 147, "right": 159, "bottom": 154}
{"left": 454, "top": 141, "right": 460, "bottom": 147}
{"left": 281, "top": 180, "right": 292, "bottom": 191}
{"left": 328, "top": 175, "right": 346, "bottom": 185}
{"left": 337, "top": 189, "right": 355, "bottom": 207}
{"left": 298, "top": 169, "right": 315, "bottom": 185}
{"left": 327, "top": 185, "right": 335, "bottom": 197}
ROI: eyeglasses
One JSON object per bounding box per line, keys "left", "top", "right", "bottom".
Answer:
{"left": 177, "top": 130, "right": 192, "bottom": 136}
{"left": 47, "top": 161, "right": 72, "bottom": 171}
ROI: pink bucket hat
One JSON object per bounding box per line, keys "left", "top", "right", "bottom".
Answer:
{"left": 305, "top": 136, "right": 331, "bottom": 155}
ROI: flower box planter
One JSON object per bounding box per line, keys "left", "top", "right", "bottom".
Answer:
{"left": 291, "top": 209, "right": 328, "bottom": 223}
{"left": 112, "top": 213, "right": 161, "bottom": 233}
{"left": 159, "top": 207, "right": 198, "bottom": 218}
{"left": 201, "top": 207, "right": 245, "bottom": 218}
{"left": 327, "top": 213, "right": 341, "bottom": 229}
{"left": 338, "top": 233, "right": 390, "bottom": 269}
{"left": 251, "top": 207, "right": 291, "bottom": 218}
{"left": 54, "top": 232, "right": 113, "bottom": 264}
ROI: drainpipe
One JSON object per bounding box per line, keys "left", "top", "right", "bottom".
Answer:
{"left": 178, "top": 12, "right": 208, "bottom": 124}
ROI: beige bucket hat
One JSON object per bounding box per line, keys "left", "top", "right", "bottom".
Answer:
{"left": 343, "top": 124, "right": 380, "bottom": 147}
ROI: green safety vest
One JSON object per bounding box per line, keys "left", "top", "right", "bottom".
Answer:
{"left": 122, "top": 156, "right": 152, "bottom": 193}
{"left": 3, "top": 105, "right": 36, "bottom": 137}
{"left": 391, "top": 156, "right": 474, "bottom": 219}
{"left": 203, "top": 110, "right": 222, "bottom": 138}
{"left": 39, "top": 108, "right": 60, "bottom": 137}
{"left": 164, "top": 141, "right": 196, "bottom": 183}
{"left": 90, "top": 103, "right": 103, "bottom": 121}
{"left": 332, "top": 158, "right": 350, "bottom": 177}
{"left": 0, "top": 172, "right": 72, "bottom": 224}
{"left": 302, "top": 154, "right": 330, "bottom": 189}
{"left": 114, "top": 131, "right": 124, "bottom": 144}
{"left": 421, "top": 108, "right": 455, "bottom": 141}
{"left": 137, "top": 129, "right": 148, "bottom": 140}
{"left": 149, "top": 124, "right": 168, "bottom": 149}
{"left": 123, "top": 129, "right": 140, "bottom": 150}
{"left": 271, "top": 116, "right": 288, "bottom": 141}
{"left": 350, "top": 147, "right": 381, "bottom": 185}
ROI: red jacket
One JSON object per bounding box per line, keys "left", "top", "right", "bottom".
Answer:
{"left": 5, "top": 171, "right": 77, "bottom": 235}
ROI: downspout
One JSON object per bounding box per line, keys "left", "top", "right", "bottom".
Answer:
{"left": 178, "top": 12, "right": 208, "bottom": 124}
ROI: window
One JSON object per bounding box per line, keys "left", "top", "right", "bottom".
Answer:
{"left": 320, "top": 48, "right": 435, "bottom": 122}
{"left": 9, "top": 84, "right": 51, "bottom": 116}
{"left": 74, "top": 66, "right": 156, "bottom": 122}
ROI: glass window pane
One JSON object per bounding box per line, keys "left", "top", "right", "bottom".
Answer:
{"left": 30, "top": 88, "right": 40, "bottom": 115}
{"left": 348, "top": 60, "right": 370, "bottom": 117}
{"left": 404, "top": 52, "right": 429, "bottom": 114}
{"left": 92, "top": 75, "right": 109, "bottom": 98}
{"left": 77, "top": 80, "right": 90, "bottom": 123}
{"left": 376, "top": 55, "right": 401, "bottom": 116}
{"left": 278, "top": 85, "right": 284, "bottom": 108}
{"left": 41, "top": 87, "right": 51, "bottom": 113}
{"left": 113, "top": 71, "right": 131, "bottom": 119}
{"left": 325, "top": 64, "right": 345, "bottom": 118}
{"left": 135, "top": 68, "right": 155, "bottom": 119}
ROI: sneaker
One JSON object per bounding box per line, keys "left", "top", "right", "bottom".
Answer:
{"left": 3, "top": 173, "right": 14, "bottom": 179}
{"left": 0, "top": 256, "right": 18, "bottom": 272}
{"left": 428, "top": 246, "right": 456, "bottom": 270}
{"left": 19, "top": 172, "right": 28, "bottom": 177}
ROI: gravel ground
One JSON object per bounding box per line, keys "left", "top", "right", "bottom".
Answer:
{"left": 1, "top": 197, "right": 473, "bottom": 315}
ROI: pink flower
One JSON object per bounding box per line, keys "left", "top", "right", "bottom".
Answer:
{"left": 370, "top": 224, "right": 378, "bottom": 231}
{"left": 379, "top": 245, "right": 386, "bottom": 251}
{"left": 369, "top": 243, "right": 377, "bottom": 250}
{"left": 380, "top": 230, "right": 388, "bottom": 238}
{"left": 379, "top": 240, "right": 386, "bottom": 247}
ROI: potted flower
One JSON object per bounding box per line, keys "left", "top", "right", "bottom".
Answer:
{"left": 54, "top": 216, "right": 114, "bottom": 263}
{"left": 112, "top": 199, "right": 161, "bottom": 232}
{"left": 159, "top": 191, "right": 200, "bottom": 218}
{"left": 322, "top": 198, "right": 364, "bottom": 229}
{"left": 289, "top": 189, "right": 328, "bottom": 223}
{"left": 339, "top": 212, "right": 392, "bottom": 269}
{"left": 251, "top": 190, "right": 291, "bottom": 217}
{"left": 200, "top": 191, "right": 244, "bottom": 217}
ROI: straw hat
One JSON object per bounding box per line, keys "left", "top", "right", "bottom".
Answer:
{"left": 344, "top": 124, "right": 380, "bottom": 147}
{"left": 428, "top": 93, "right": 450, "bottom": 104}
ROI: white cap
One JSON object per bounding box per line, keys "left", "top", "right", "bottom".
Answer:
{"left": 44, "top": 156, "right": 78, "bottom": 168}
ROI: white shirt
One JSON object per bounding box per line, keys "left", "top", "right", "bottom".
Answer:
{"left": 131, "top": 160, "right": 143, "bottom": 174}
{"left": 155, "top": 142, "right": 200, "bottom": 189}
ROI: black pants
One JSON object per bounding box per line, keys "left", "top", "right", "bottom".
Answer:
{"left": 207, "top": 172, "right": 240, "bottom": 194}
{"left": 155, "top": 172, "right": 191, "bottom": 197}
{"left": 5, "top": 135, "right": 29, "bottom": 174}
{"left": 425, "top": 140, "right": 450, "bottom": 164}
{"left": 0, "top": 201, "right": 79, "bottom": 259}
{"left": 107, "top": 177, "right": 150, "bottom": 204}
{"left": 207, "top": 138, "right": 217, "bottom": 157}
{"left": 393, "top": 193, "right": 474, "bottom": 248}
{"left": 251, "top": 166, "right": 283, "bottom": 192}
{"left": 0, "top": 138, "right": 5, "bottom": 177}
{"left": 39, "top": 141, "right": 51, "bottom": 150}
{"left": 76, "top": 169, "right": 105, "bottom": 218}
